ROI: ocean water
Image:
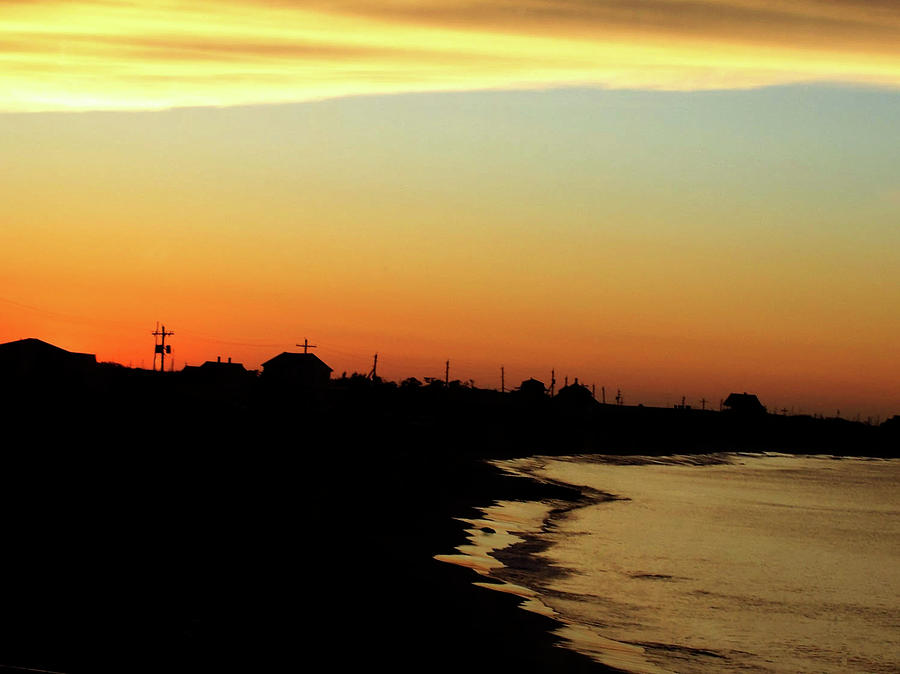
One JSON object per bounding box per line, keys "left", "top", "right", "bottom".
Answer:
{"left": 436, "top": 454, "right": 900, "bottom": 673}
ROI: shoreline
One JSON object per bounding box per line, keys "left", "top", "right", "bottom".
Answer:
{"left": 435, "top": 456, "right": 631, "bottom": 672}
{"left": 2, "top": 384, "right": 895, "bottom": 674}
{"left": 0, "top": 441, "right": 615, "bottom": 673}
{"left": 337, "top": 450, "right": 618, "bottom": 672}
{"left": 466, "top": 452, "right": 900, "bottom": 674}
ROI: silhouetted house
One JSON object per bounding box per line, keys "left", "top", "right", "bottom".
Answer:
{"left": 261, "top": 352, "right": 332, "bottom": 388}
{"left": 518, "top": 378, "right": 546, "bottom": 399}
{"left": 553, "top": 380, "right": 599, "bottom": 410}
{"left": 183, "top": 356, "right": 254, "bottom": 384}
{"left": 723, "top": 392, "right": 766, "bottom": 415}
{"left": 0, "top": 338, "right": 96, "bottom": 383}
{"left": 181, "top": 357, "right": 256, "bottom": 403}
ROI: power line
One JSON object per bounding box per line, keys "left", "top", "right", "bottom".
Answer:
{"left": 0, "top": 295, "right": 141, "bottom": 331}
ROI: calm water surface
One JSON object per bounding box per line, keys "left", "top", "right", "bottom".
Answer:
{"left": 437, "top": 454, "right": 900, "bottom": 673}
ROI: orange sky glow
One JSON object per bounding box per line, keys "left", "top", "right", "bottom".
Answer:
{"left": 1, "top": 1, "right": 899, "bottom": 419}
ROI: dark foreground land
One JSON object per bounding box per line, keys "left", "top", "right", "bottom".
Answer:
{"left": 1, "top": 370, "right": 897, "bottom": 673}
{"left": 1, "top": 426, "right": 605, "bottom": 673}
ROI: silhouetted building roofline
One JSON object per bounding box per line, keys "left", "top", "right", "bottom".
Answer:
{"left": 260, "top": 351, "right": 332, "bottom": 388}
{"left": 723, "top": 392, "right": 767, "bottom": 414}
{"left": 0, "top": 337, "right": 97, "bottom": 373}
{"left": 261, "top": 352, "right": 332, "bottom": 371}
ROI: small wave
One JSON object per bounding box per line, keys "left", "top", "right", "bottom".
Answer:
{"left": 560, "top": 453, "right": 737, "bottom": 466}
{"left": 628, "top": 640, "right": 726, "bottom": 659}
{"left": 630, "top": 573, "right": 687, "bottom": 582}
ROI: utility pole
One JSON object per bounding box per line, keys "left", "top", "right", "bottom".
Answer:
{"left": 445, "top": 360, "right": 450, "bottom": 386}
{"left": 550, "top": 369, "right": 556, "bottom": 397}
{"left": 501, "top": 366, "right": 505, "bottom": 393}
{"left": 616, "top": 389, "right": 623, "bottom": 406}
{"left": 296, "top": 338, "right": 317, "bottom": 354}
{"left": 152, "top": 323, "right": 174, "bottom": 373}
{"left": 368, "top": 353, "right": 378, "bottom": 379}
{"left": 700, "top": 397, "right": 708, "bottom": 410}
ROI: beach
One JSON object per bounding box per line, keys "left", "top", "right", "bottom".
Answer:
{"left": 0, "top": 414, "right": 611, "bottom": 674}
{"left": 2, "top": 385, "right": 896, "bottom": 673}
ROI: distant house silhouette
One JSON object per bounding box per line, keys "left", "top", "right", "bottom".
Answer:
{"left": 261, "top": 352, "right": 332, "bottom": 388}
{"left": 723, "top": 392, "right": 766, "bottom": 415}
{"left": 183, "top": 356, "right": 254, "bottom": 386}
{"left": 0, "top": 338, "right": 96, "bottom": 381}
{"left": 183, "top": 356, "right": 250, "bottom": 375}
{"left": 518, "top": 378, "right": 546, "bottom": 399}
{"left": 553, "top": 380, "right": 599, "bottom": 409}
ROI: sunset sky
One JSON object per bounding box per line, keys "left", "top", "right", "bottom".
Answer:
{"left": 2, "top": 0, "right": 899, "bottom": 418}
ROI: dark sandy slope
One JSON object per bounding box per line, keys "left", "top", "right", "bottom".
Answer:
{"left": 0, "top": 417, "right": 611, "bottom": 674}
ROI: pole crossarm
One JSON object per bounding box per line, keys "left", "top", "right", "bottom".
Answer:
{"left": 295, "top": 339, "right": 317, "bottom": 354}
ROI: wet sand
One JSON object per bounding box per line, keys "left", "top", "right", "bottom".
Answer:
{"left": 293, "top": 449, "right": 614, "bottom": 673}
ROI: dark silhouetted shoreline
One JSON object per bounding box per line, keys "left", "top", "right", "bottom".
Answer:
{"left": 0, "top": 337, "right": 897, "bottom": 673}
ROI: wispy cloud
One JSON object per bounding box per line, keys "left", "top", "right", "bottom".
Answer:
{"left": 2, "top": 0, "right": 898, "bottom": 111}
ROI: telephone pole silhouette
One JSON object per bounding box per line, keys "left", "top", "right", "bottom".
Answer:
{"left": 445, "top": 360, "right": 450, "bottom": 385}
{"left": 368, "top": 353, "right": 378, "bottom": 379}
{"left": 296, "top": 339, "right": 317, "bottom": 354}
{"left": 151, "top": 323, "right": 174, "bottom": 373}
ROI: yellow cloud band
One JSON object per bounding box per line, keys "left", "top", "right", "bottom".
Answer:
{"left": 2, "top": 0, "right": 899, "bottom": 111}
